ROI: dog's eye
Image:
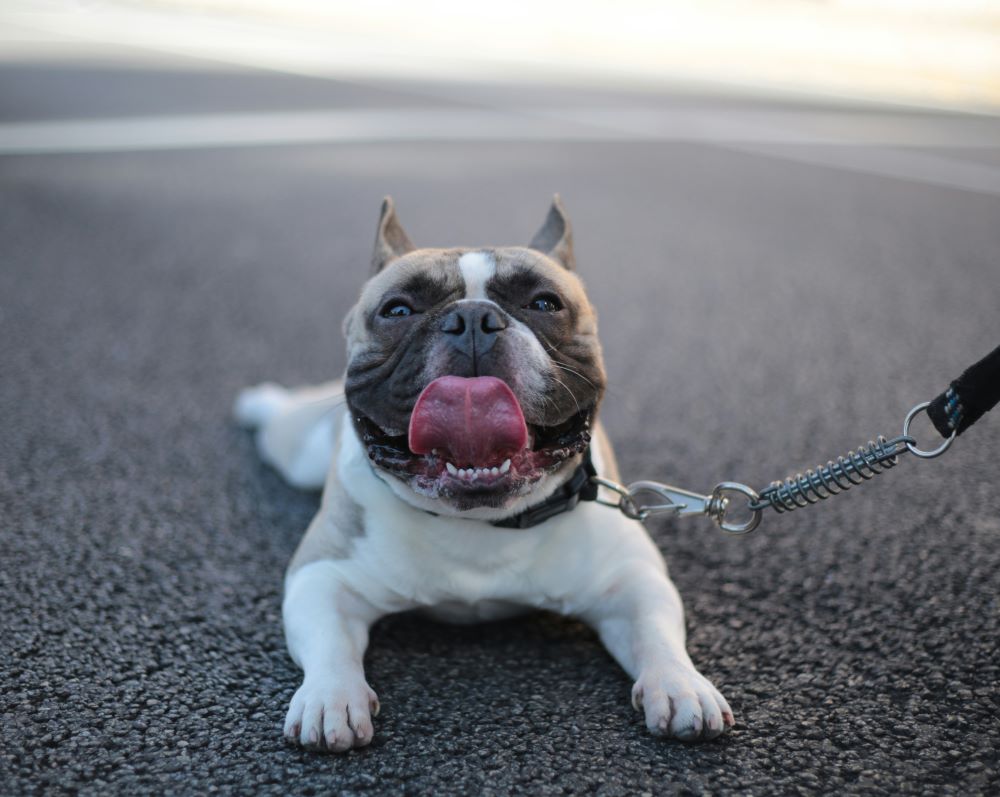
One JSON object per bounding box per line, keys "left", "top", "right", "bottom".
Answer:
{"left": 380, "top": 300, "right": 414, "bottom": 318}
{"left": 525, "top": 294, "right": 563, "bottom": 313}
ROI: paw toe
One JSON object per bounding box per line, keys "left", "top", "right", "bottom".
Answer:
{"left": 303, "top": 707, "right": 329, "bottom": 748}
{"left": 698, "top": 690, "right": 725, "bottom": 739}
{"left": 669, "top": 693, "right": 703, "bottom": 741}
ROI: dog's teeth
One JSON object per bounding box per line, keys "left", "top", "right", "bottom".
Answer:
{"left": 447, "top": 461, "right": 508, "bottom": 479}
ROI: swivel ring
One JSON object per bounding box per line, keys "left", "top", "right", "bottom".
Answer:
{"left": 710, "top": 482, "right": 763, "bottom": 535}
{"left": 902, "top": 401, "right": 956, "bottom": 459}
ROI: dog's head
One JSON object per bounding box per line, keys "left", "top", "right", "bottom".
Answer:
{"left": 343, "top": 196, "right": 606, "bottom": 520}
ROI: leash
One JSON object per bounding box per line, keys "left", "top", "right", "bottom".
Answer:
{"left": 591, "top": 344, "right": 1000, "bottom": 535}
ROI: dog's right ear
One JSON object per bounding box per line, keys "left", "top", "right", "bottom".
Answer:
{"left": 529, "top": 194, "right": 575, "bottom": 270}
{"left": 372, "top": 196, "right": 416, "bottom": 273}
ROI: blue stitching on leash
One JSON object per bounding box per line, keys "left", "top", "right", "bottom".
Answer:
{"left": 944, "top": 388, "right": 964, "bottom": 431}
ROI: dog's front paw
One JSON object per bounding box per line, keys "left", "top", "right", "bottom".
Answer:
{"left": 631, "top": 666, "right": 734, "bottom": 742}
{"left": 284, "top": 676, "right": 380, "bottom": 753}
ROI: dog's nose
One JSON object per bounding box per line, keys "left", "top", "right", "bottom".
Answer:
{"left": 440, "top": 301, "right": 508, "bottom": 362}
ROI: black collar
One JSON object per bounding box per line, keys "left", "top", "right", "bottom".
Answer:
{"left": 490, "top": 448, "right": 599, "bottom": 529}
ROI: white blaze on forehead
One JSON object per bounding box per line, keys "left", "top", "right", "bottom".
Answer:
{"left": 458, "top": 251, "right": 496, "bottom": 300}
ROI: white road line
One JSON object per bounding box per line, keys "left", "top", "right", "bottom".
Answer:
{"left": 3, "top": 107, "right": 998, "bottom": 155}
{"left": 2, "top": 106, "right": 998, "bottom": 196}
{"left": 0, "top": 109, "right": 613, "bottom": 154}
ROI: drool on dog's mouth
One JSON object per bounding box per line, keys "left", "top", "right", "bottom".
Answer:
{"left": 353, "top": 376, "right": 592, "bottom": 504}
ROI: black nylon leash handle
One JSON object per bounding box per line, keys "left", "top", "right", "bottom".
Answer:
{"left": 927, "top": 344, "right": 1000, "bottom": 438}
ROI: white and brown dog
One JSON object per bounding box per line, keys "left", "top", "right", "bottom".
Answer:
{"left": 234, "top": 196, "right": 733, "bottom": 752}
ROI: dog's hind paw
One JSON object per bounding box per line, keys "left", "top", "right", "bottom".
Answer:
{"left": 233, "top": 382, "right": 289, "bottom": 429}
{"left": 631, "top": 666, "right": 734, "bottom": 742}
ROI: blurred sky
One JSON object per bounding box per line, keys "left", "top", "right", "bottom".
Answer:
{"left": 2, "top": 0, "right": 999, "bottom": 112}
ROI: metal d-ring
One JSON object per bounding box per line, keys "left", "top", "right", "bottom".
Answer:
{"left": 710, "top": 482, "right": 763, "bottom": 535}
{"left": 902, "top": 401, "right": 956, "bottom": 459}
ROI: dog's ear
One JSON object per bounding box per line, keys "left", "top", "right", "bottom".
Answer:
{"left": 528, "top": 194, "right": 575, "bottom": 270}
{"left": 372, "top": 196, "right": 416, "bottom": 273}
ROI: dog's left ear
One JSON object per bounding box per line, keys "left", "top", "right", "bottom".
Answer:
{"left": 528, "top": 194, "right": 575, "bottom": 270}
{"left": 372, "top": 196, "right": 416, "bottom": 273}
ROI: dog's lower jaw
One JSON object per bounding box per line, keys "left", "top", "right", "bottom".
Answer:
{"left": 374, "top": 453, "right": 580, "bottom": 521}
{"left": 341, "top": 404, "right": 589, "bottom": 522}
{"left": 351, "top": 400, "right": 595, "bottom": 517}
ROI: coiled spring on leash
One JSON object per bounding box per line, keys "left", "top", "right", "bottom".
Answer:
{"left": 593, "top": 344, "right": 998, "bottom": 534}
{"left": 751, "top": 435, "right": 906, "bottom": 514}
{"left": 593, "top": 401, "right": 958, "bottom": 535}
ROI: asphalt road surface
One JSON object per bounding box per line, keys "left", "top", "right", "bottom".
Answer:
{"left": 2, "top": 51, "right": 999, "bottom": 796}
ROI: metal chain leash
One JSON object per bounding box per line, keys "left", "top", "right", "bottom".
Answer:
{"left": 590, "top": 402, "right": 954, "bottom": 534}
{"left": 588, "top": 342, "right": 1000, "bottom": 534}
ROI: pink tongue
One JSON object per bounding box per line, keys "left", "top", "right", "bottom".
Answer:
{"left": 408, "top": 376, "right": 529, "bottom": 466}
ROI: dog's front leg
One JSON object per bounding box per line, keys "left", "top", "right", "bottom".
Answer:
{"left": 582, "top": 561, "right": 734, "bottom": 741}
{"left": 282, "top": 561, "right": 383, "bottom": 752}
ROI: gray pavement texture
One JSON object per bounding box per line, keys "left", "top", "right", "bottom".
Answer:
{"left": 2, "top": 56, "right": 1000, "bottom": 796}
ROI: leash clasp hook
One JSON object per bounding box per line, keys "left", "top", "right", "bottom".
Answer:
{"left": 626, "top": 481, "right": 723, "bottom": 521}
{"left": 592, "top": 476, "right": 762, "bottom": 534}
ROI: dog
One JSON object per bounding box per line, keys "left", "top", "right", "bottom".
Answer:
{"left": 234, "top": 196, "right": 734, "bottom": 752}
